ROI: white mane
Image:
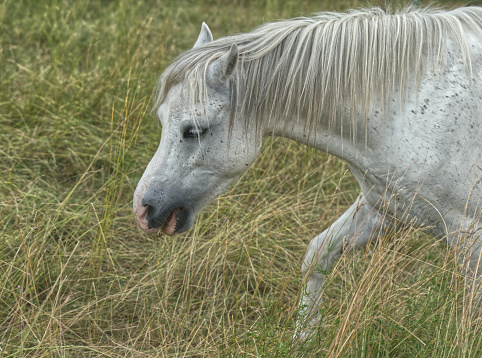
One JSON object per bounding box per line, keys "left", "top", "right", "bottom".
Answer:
{"left": 154, "top": 6, "right": 482, "bottom": 135}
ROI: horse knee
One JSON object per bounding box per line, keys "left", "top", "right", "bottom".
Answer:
{"left": 301, "top": 247, "right": 317, "bottom": 278}
{"left": 302, "top": 237, "right": 343, "bottom": 278}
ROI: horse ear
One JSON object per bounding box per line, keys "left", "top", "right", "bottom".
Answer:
{"left": 193, "top": 22, "right": 213, "bottom": 48}
{"left": 207, "top": 43, "right": 238, "bottom": 85}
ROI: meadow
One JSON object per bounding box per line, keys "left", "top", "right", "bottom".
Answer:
{"left": 1, "top": 0, "right": 482, "bottom": 356}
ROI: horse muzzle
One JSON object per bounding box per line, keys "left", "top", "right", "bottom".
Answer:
{"left": 136, "top": 195, "right": 194, "bottom": 236}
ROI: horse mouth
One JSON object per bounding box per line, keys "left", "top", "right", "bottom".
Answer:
{"left": 135, "top": 194, "right": 194, "bottom": 235}
{"left": 160, "top": 207, "right": 181, "bottom": 236}
{"left": 144, "top": 205, "right": 191, "bottom": 236}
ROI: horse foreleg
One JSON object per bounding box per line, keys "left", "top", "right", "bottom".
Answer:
{"left": 466, "top": 242, "right": 482, "bottom": 314}
{"left": 447, "top": 227, "right": 482, "bottom": 315}
{"left": 296, "top": 194, "right": 392, "bottom": 337}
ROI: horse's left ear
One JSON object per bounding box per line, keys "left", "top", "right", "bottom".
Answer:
{"left": 207, "top": 43, "right": 238, "bottom": 85}
{"left": 193, "top": 22, "right": 213, "bottom": 48}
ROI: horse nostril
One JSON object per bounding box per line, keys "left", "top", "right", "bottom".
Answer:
{"left": 142, "top": 202, "right": 154, "bottom": 218}
{"left": 141, "top": 197, "right": 153, "bottom": 209}
{"left": 141, "top": 197, "right": 158, "bottom": 220}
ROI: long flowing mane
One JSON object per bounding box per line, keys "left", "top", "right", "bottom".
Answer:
{"left": 154, "top": 6, "right": 482, "bottom": 136}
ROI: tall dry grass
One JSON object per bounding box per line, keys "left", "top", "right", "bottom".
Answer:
{"left": 1, "top": 0, "right": 481, "bottom": 356}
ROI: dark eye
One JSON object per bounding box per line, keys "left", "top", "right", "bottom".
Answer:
{"left": 183, "top": 125, "right": 208, "bottom": 139}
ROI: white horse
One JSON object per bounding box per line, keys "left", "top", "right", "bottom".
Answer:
{"left": 134, "top": 6, "right": 482, "bottom": 334}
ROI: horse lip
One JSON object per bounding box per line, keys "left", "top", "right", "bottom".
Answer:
{"left": 160, "top": 207, "right": 181, "bottom": 236}
{"left": 147, "top": 204, "right": 193, "bottom": 235}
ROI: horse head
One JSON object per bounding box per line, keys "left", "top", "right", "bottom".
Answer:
{"left": 133, "top": 24, "right": 261, "bottom": 235}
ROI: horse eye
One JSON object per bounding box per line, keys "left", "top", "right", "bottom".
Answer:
{"left": 183, "top": 126, "right": 208, "bottom": 139}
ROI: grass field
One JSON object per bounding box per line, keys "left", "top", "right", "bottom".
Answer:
{"left": 2, "top": 0, "right": 482, "bottom": 356}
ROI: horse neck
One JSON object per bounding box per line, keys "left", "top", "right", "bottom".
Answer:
{"left": 263, "top": 111, "right": 369, "bottom": 169}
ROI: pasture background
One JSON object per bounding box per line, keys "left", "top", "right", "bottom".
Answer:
{"left": 1, "top": 0, "right": 482, "bottom": 356}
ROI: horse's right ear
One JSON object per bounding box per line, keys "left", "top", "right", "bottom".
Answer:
{"left": 193, "top": 22, "right": 213, "bottom": 48}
